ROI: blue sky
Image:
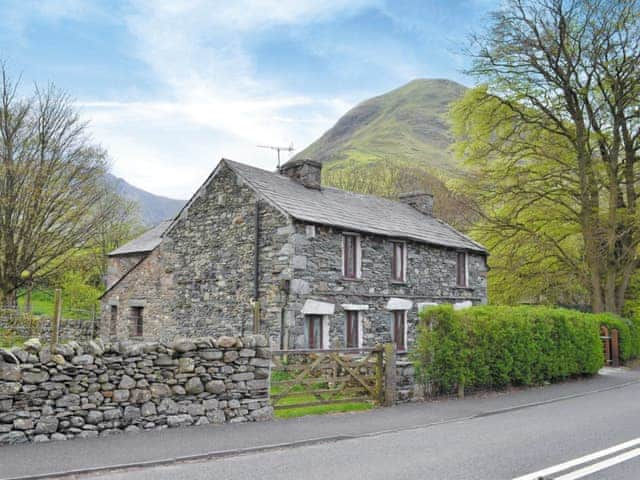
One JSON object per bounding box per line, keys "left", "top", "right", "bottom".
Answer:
{"left": 0, "top": 0, "right": 498, "bottom": 199}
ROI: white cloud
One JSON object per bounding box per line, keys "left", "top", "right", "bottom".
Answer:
{"left": 76, "top": 0, "right": 378, "bottom": 198}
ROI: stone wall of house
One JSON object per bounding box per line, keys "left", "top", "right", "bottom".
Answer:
{"left": 106, "top": 254, "right": 146, "bottom": 289}
{"left": 99, "top": 246, "right": 178, "bottom": 341}
{"left": 285, "top": 221, "right": 488, "bottom": 349}
{"left": 101, "top": 163, "right": 293, "bottom": 344}
{"left": 163, "top": 163, "right": 292, "bottom": 342}
{"left": 0, "top": 334, "right": 272, "bottom": 445}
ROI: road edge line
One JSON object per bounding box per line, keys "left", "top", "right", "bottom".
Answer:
{"left": 4, "top": 377, "right": 640, "bottom": 480}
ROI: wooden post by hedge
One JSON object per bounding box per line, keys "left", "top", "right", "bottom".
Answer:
{"left": 611, "top": 329, "right": 620, "bottom": 367}
{"left": 384, "top": 343, "right": 396, "bottom": 407}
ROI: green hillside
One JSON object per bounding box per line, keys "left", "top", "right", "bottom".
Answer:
{"left": 295, "top": 78, "right": 466, "bottom": 173}
{"left": 294, "top": 79, "right": 471, "bottom": 228}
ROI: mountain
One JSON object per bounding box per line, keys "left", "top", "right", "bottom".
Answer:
{"left": 107, "top": 174, "right": 185, "bottom": 227}
{"left": 294, "top": 78, "right": 467, "bottom": 173}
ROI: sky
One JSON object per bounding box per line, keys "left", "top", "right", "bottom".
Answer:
{"left": 0, "top": 0, "right": 498, "bottom": 199}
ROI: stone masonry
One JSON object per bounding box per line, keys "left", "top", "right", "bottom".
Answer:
{"left": 100, "top": 159, "right": 488, "bottom": 353}
{"left": 0, "top": 334, "right": 272, "bottom": 445}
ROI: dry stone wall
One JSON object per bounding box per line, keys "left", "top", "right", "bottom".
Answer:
{"left": 0, "top": 334, "right": 272, "bottom": 445}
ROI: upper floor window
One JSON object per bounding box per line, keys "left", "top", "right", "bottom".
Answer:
{"left": 342, "top": 234, "right": 361, "bottom": 279}
{"left": 391, "top": 241, "right": 406, "bottom": 282}
{"left": 456, "top": 251, "right": 467, "bottom": 287}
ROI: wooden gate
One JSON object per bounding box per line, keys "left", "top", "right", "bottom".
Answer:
{"left": 270, "top": 347, "right": 385, "bottom": 410}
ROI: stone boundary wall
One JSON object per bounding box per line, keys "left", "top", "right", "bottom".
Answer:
{"left": 0, "top": 317, "right": 95, "bottom": 344}
{"left": 0, "top": 335, "right": 272, "bottom": 445}
{"left": 396, "top": 354, "right": 423, "bottom": 403}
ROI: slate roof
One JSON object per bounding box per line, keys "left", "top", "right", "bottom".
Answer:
{"left": 224, "top": 159, "right": 486, "bottom": 253}
{"left": 108, "top": 220, "right": 172, "bottom": 256}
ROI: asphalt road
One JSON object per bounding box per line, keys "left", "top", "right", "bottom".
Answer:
{"left": 71, "top": 378, "right": 640, "bottom": 480}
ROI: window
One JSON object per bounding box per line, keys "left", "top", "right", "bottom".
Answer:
{"left": 392, "top": 310, "right": 407, "bottom": 351}
{"left": 345, "top": 311, "right": 360, "bottom": 348}
{"left": 456, "top": 251, "right": 467, "bottom": 287}
{"left": 305, "top": 315, "right": 324, "bottom": 349}
{"left": 110, "top": 305, "right": 118, "bottom": 337}
{"left": 342, "top": 234, "right": 360, "bottom": 279}
{"left": 391, "top": 242, "right": 406, "bottom": 282}
{"left": 130, "top": 306, "right": 143, "bottom": 337}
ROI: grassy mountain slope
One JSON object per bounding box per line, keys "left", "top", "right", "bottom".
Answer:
{"left": 107, "top": 174, "right": 185, "bottom": 227}
{"left": 295, "top": 79, "right": 466, "bottom": 173}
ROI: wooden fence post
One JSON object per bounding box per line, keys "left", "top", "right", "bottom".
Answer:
{"left": 384, "top": 343, "right": 396, "bottom": 407}
{"left": 375, "top": 345, "right": 384, "bottom": 405}
{"left": 51, "top": 289, "right": 62, "bottom": 347}
{"left": 611, "top": 329, "right": 620, "bottom": 367}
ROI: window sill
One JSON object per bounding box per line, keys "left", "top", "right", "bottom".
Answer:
{"left": 390, "top": 280, "right": 407, "bottom": 285}
{"left": 454, "top": 285, "right": 474, "bottom": 291}
{"left": 341, "top": 277, "right": 363, "bottom": 282}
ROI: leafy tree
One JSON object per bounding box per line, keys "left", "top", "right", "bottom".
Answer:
{"left": 0, "top": 63, "right": 129, "bottom": 306}
{"left": 452, "top": 0, "right": 640, "bottom": 313}
{"left": 323, "top": 160, "right": 475, "bottom": 230}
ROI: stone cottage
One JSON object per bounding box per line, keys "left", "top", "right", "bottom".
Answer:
{"left": 100, "top": 158, "right": 488, "bottom": 350}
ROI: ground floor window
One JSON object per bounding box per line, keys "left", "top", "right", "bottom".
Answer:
{"left": 130, "top": 306, "right": 144, "bottom": 337}
{"left": 345, "top": 311, "right": 360, "bottom": 348}
{"left": 305, "top": 314, "right": 324, "bottom": 349}
{"left": 392, "top": 310, "right": 407, "bottom": 351}
{"left": 110, "top": 305, "right": 117, "bottom": 337}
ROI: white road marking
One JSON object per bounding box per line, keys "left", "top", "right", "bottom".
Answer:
{"left": 553, "top": 447, "right": 640, "bottom": 480}
{"left": 512, "top": 437, "right": 640, "bottom": 480}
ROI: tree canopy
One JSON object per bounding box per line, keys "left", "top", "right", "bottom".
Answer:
{"left": 451, "top": 0, "right": 640, "bottom": 313}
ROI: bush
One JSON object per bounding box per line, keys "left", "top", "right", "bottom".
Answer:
{"left": 413, "top": 305, "right": 604, "bottom": 395}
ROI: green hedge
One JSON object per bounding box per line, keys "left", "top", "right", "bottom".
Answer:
{"left": 413, "top": 305, "right": 605, "bottom": 395}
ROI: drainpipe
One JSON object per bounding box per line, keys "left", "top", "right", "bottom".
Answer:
{"left": 253, "top": 201, "right": 261, "bottom": 333}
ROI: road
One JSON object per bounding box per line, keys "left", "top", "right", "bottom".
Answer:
{"left": 68, "top": 378, "right": 640, "bottom": 480}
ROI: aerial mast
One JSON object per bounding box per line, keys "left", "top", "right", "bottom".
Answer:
{"left": 257, "top": 143, "right": 295, "bottom": 169}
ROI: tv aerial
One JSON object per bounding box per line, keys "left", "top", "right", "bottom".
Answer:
{"left": 257, "top": 143, "right": 295, "bottom": 168}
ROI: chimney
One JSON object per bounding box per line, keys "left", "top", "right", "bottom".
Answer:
{"left": 399, "top": 191, "right": 434, "bottom": 216}
{"left": 279, "top": 159, "right": 322, "bottom": 189}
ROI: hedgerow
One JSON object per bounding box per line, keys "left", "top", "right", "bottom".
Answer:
{"left": 412, "top": 305, "right": 606, "bottom": 395}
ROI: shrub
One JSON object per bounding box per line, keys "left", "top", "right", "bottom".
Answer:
{"left": 592, "top": 312, "right": 640, "bottom": 362}
{"left": 413, "top": 305, "right": 604, "bottom": 395}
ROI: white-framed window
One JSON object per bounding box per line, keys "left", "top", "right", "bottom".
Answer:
{"left": 391, "top": 310, "right": 408, "bottom": 352}
{"left": 391, "top": 241, "right": 407, "bottom": 282}
{"left": 456, "top": 251, "right": 468, "bottom": 287}
{"left": 342, "top": 233, "right": 361, "bottom": 279}
{"left": 305, "top": 314, "right": 329, "bottom": 349}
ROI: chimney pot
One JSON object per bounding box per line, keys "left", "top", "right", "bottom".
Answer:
{"left": 399, "top": 191, "right": 434, "bottom": 216}
{"left": 279, "top": 159, "right": 322, "bottom": 189}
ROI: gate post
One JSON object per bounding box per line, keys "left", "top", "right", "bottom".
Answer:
{"left": 374, "top": 345, "right": 384, "bottom": 405}
{"left": 383, "top": 343, "right": 396, "bottom": 407}
{"left": 611, "top": 329, "right": 620, "bottom": 367}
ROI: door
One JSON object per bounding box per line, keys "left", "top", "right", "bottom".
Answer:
{"left": 346, "top": 311, "right": 359, "bottom": 348}
{"left": 306, "top": 315, "right": 323, "bottom": 349}
{"left": 393, "top": 310, "right": 406, "bottom": 351}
